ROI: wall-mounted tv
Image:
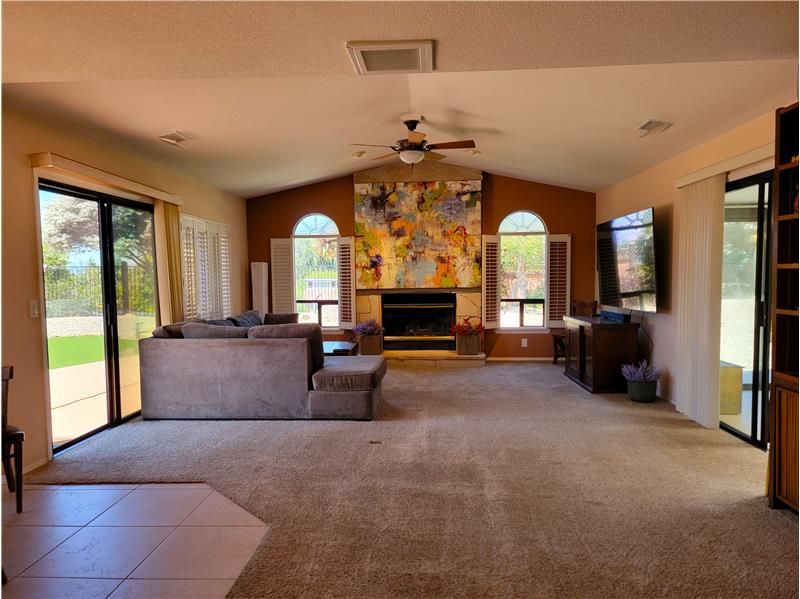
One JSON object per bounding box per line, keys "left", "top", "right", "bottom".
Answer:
{"left": 596, "top": 208, "right": 657, "bottom": 313}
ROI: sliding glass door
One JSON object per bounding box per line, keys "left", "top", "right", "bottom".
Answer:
{"left": 38, "top": 180, "right": 158, "bottom": 450}
{"left": 719, "top": 172, "right": 771, "bottom": 447}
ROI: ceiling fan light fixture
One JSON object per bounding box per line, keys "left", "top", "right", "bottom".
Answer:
{"left": 398, "top": 150, "right": 425, "bottom": 165}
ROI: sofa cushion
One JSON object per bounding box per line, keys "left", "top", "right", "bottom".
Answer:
{"left": 227, "top": 310, "right": 262, "bottom": 328}
{"left": 206, "top": 319, "right": 234, "bottom": 327}
{"left": 312, "top": 356, "right": 387, "bottom": 392}
{"left": 182, "top": 323, "right": 250, "bottom": 339}
{"left": 263, "top": 312, "right": 299, "bottom": 325}
{"left": 248, "top": 323, "right": 324, "bottom": 371}
{"left": 152, "top": 319, "right": 207, "bottom": 339}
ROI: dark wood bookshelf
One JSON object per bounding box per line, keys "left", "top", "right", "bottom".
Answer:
{"left": 768, "top": 102, "right": 798, "bottom": 512}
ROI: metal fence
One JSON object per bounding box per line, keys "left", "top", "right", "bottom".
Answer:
{"left": 44, "top": 263, "right": 155, "bottom": 317}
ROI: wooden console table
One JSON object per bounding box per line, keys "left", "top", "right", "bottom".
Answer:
{"left": 563, "top": 315, "right": 640, "bottom": 393}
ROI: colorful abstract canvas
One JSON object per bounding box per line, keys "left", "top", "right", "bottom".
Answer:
{"left": 354, "top": 180, "right": 482, "bottom": 289}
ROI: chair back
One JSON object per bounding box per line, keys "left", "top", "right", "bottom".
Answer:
{"left": 571, "top": 300, "right": 598, "bottom": 317}
{"left": 2, "top": 366, "right": 13, "bottom": 431}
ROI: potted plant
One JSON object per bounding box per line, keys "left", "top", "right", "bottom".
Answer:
{"left": 450, "top": 317, "right": 484, "bottom": 355}
{"left": 621, "top": 360, "right": 661, "bottom": 403}
{"left": 353, "top": 319, "right": 384, "bottom": 355}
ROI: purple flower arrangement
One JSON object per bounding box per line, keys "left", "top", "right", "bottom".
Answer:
{"left": 621, "top": 359, "right": 661, "bottom": 382}
{"left": 353, "top": 319, "right": 384, "bottom": 336}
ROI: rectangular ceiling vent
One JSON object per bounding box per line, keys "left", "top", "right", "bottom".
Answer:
{"left": 638, "top": 118, "right": 673, "bottom": 138}
{"left": 347, "top": 41, "right": 433, "bottom": 75}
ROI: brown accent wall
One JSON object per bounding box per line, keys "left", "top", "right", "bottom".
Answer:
{"left": 247, "top": 172, "right": 596, "bottom": 358}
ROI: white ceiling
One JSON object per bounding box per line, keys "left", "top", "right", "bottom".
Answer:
{"left": 3, "top": 2, "right": 798, "bottom": 198}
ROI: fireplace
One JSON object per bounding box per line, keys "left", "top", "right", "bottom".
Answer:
{"left": 381, "top": 293, "right": 456, "bottom": 350}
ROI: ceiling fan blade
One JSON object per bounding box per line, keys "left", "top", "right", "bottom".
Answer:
{"left": 407, "top": 130, "right": 426, "bottom": 144}
{"left": 425, "top": 140, "right": 476, "bottom": 150}
{"left": 371, "top": 152, "right": 398, "bottom": 161}
{"left": 351, "top": 143, "right": 396, "bottom": 148}
{"left": 425, "top": 151, "right": 446, "bottom": 162}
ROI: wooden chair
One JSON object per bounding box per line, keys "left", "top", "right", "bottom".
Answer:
{"left": 2, "top": 366, "right": 24, "bottom": 514}
{"left": 550, "top": 301, "right": 598, "bottom": 365}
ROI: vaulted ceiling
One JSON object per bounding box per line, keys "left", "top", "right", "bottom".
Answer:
{"left": 3, "top": 1, "right": 798, "bottom": 198}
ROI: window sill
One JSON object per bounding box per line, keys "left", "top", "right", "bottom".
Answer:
{"left": 495, "top": 327, "right": 551, "bottom": 334}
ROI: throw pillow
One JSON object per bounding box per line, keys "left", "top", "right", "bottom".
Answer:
{"left": 182, "top": 323, "right": 250, "bottom": 339}
{"left": 227, "top": 310, "right": 262, "bottom": 328}
{"left": 248, "top": 323, "right": 324, "bottom": 371}
{"left": 262, "top": 313, "right": 299, "bottom": 325}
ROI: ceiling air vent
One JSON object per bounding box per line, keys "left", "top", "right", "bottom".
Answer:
{"left": 638, "top": 119, "right": 673, "bottom": 138}
{"left": 346, "top": 41, "right": 433, "bottom": 75}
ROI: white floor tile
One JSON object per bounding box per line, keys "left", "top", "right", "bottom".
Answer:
{"left": 182, "top": 491, "right": 266, "bottom": 527}
{"left": 108, "top": 578, "right": 235, "bottom": 599}
{"left": 21, "top": 526, "right": 173, "bottom": 579}
{"left": 131, "top": 526, "right": 266, "bottom": 580}
{"left": 2, "top": 525, "right": 80, "bottom": 576}
{"left": 3, "top": 489, "right": 132, "bottom": 526}
{"left": 1, "top": 577, "right": 122, "bottom": 599}
{"left": 89, "top": 488, "right": 212, "bottom": 527}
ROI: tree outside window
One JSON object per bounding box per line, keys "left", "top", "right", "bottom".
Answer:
{"left": 498, "top": 211, "right": 547, "bottom": 327}
{"left": 293, "top": 214, "right": 339, "bottom": 327}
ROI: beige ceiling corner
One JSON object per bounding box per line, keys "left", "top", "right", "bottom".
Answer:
{"left": 354, "top": 162, "right": 482, "bottom": 183}
{"left": 29, "top": 152, "right": 183, "bottom": 205}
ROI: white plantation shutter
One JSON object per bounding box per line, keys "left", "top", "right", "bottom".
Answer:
{"left": 337, "top": 237, "right": 356, "bottom": 329}
{"left": 481, "top": 235, "right": 500, "bottom": 329}
{"left": 180, "top": 218, "right": 198, "bottom": 319}
{"left": 217, "top": 225, "right": 232, "bottom": 318}
{"left": 180, "top": 215, "right": 232, "bottom": 320}
{"left": 270, "top": 238, "right": 295, "bottom": 313}
{"left": 547, "top": 234, "right": 571, "bottom": 328}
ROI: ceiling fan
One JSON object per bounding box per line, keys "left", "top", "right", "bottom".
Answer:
{"left": 351, "top": 115, "right": 476, "bottom": 165}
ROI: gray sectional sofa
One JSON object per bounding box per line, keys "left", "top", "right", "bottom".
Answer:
{"left": 140, "top": 313, "right": 386, "bottom": 421}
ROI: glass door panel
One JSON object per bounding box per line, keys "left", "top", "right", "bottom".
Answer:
{"left": 39, "top": 189, "right": 111, "bottom": 448}
{"left": 111, "top": 204, "right": 158, "bottom": 418}
{"left": 719, "top": 173, "right": 771, "bottom": 447}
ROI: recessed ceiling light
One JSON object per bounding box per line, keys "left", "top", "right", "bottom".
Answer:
{"left": 351, "top": 150, "right": 367, "bottom": 158}
{"left": 158, "top": 131, "right": 187, "bottom": 148}
{"left": 466, "top": 149, "right": 481, "bottom": 155}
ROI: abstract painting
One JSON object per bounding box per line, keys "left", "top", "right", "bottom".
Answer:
{"left": 354, "top": 180, "right": 482, "bottom": 289}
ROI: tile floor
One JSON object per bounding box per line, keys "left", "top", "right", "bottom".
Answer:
{"left": 1, "top": 483, "right": 267, "bottom": 598}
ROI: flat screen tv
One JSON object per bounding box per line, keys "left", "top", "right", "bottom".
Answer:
{"left": 596, "top": 208, "right": 657, "bottom": 313}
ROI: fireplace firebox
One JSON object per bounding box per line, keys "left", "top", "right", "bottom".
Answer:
{"left": 381, "top": 293, "right": 456, "bottom": 350}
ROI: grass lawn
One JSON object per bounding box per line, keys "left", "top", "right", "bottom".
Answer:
{"left": 47, "top": 335, "right": 139, "bottom": 369}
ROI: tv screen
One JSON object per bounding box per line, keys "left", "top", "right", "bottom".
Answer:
{"left": 596, "top": 208, "right": 657, "bottom": 313}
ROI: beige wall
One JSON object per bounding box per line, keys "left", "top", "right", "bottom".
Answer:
{"left": 596, "top": 109, "right": 782, "bottom": 402}
{"left": 2, "top": 107, "right": 249, "bottom": 470}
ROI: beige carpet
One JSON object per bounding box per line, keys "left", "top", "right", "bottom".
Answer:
{"left": 29, "top": 363, "right": 798, "bottom": 599}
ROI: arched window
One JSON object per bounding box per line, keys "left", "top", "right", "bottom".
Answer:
{"left": 498, "top": 210, "right": 548, "bottom": 327}
{"left": 293, "top": 214, "right": 340, "bottom": 327}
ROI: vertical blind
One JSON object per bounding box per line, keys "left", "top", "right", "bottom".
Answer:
{"left": 180, "top": 214, "right": 232, "bottom": 320}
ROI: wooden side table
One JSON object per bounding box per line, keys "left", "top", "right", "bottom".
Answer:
{"left": 323, "top": 341, "right": 358, "bottom": 356}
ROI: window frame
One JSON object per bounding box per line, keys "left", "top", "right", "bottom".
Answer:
{"left": 498, "top": 211, "right": 549, "bottom": 330}
{"left": 292, "top": 214, "right": 340, "bottom": 329}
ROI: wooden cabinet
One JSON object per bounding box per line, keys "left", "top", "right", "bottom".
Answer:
{"left": 768, "top": 102, "right": 798, "bottom": 512}
{"left": 771, "top": 386, "right": 798, "bottom": 510}
{"left": 563, "top": 315, "right": 639, "bottom": 393}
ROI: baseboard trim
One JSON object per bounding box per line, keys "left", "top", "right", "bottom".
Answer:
{"left": 486, "top": 357, "right": 553, "bottom": 362}
{"left": 23, "top": 456, "right": 50, "bottom": 475}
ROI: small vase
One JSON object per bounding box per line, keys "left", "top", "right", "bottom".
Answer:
{"left": 626, "top": 380, "right": 657, "bottom": 403}
{"left": 455, "top": 334, "right": 481, "bottom": 355}
{"left": 358, "top": 334, "right": 383, "bottom": 355}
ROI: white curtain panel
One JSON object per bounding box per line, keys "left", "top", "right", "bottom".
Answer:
{"left": 674, "top": 174, "right": 726, "bottom": 428}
